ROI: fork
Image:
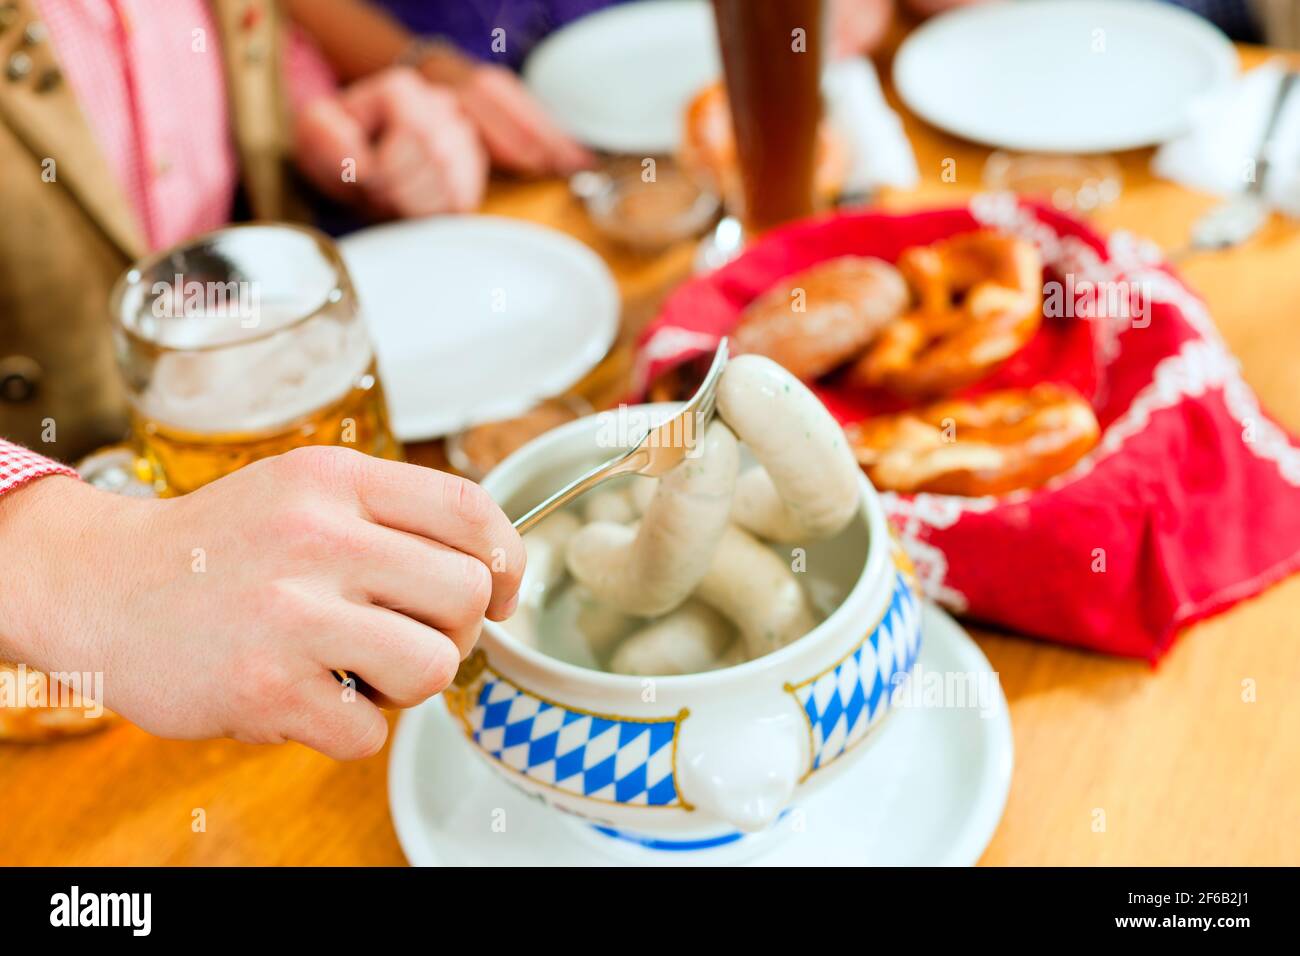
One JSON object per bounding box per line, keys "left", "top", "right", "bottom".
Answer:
{"left": 330, "top": 344, "right": 728, "bottom": 685}
{"left": 512, "top": 338, "right": 728, "bottom": 533}
{"left": 1176, "top": 69, "right": 1299, "bottom": 260}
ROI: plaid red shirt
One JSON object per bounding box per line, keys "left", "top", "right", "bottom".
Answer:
{"left": 37, "top": 0, "right": 335, "bottom": 251}
{"left": 0, "top": 440, "right": 78, "bottom": 498}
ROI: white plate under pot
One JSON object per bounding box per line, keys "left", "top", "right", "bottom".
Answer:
{"left": 387, "top": 604, "right": 1014, "bottom": 867}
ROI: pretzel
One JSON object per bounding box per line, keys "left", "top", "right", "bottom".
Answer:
{"left": 732, "top": 256, "right": 909, "bottom": 380}
{"left": 847, "top": 232, "right": 1044, "bottom": 397}
{"left": 0, "top": 664, "right": 117, "bottom": 742}
{"left": 844, "top": 384, "right": 1100, "bottom": 496}
{"left": 680, "top": 82, "right": 849, "bottom": 206}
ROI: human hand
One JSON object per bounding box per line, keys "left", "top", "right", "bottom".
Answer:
{"left": 0, "top": 448, "right": 525, "bottom": 760}
{"left": 442, "top": 61, "right": 595, "bottom": 177}
{"left": 294, "top": 66, "right": 488, "bottom": 217}
{"left": 830, "top": 0, "right": 895, "bottom": 58}
{"left": 904, "top": 0, "right": 983, "bottom": 20}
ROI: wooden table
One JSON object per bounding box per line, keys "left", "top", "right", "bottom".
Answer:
{"left": 3, "top": 45, "right": 1299, "bottom": 867}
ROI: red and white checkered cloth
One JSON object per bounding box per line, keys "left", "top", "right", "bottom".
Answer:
{"left": 36, "top": 0, "right": 335, "bottom": 251}
{"left": 0, "top": 440, "right": 78, "bottom": 497}
{"left": 636, "top": 196, "right": 1300, "bottom": 660}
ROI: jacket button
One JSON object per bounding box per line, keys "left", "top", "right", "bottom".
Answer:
{"left": 5, "top": 49, "right": 31, "bottom": 81}
{"left": 0, "top": 356, "right": 41, "bottom": 402}
{"left": 22, "top": 19, "right": 47, "bottom": 45}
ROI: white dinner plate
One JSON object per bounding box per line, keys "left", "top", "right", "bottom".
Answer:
{"left": 387, "top": 604, "right": 1014, "bottom": 866}
{"left": 893, "top": 0, "right": 1238, "bottom": 154}
{"left": 340, "top": 216, "right": 619, "bottom": 442}
{"left": 523, "top": 0, "right": 720, "bottom": 154}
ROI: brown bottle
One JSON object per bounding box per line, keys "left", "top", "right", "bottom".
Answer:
{"left": 712, "top": 0, "right": 826, "bottom": 235}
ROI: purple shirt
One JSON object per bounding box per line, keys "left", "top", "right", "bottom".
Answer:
{"left": 376, "top": 0, "right": 628, "bottom": 70}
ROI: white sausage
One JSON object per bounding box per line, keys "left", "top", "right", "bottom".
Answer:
{"left": 714, "top": 641, "right": 747, "bottom": 669}
{"left": 696, "top": 524, "right": 817, "bottom": 658}
{"left": 582, "top": 485, "right": 638, "bottom": 524}
{"left": 574, "top": 587, "right": 639, "bottom": 660}
{"left": 519, "top": 511, "right": 581, "bottom": 610}
{"left": 718, "top": 354, "right": 860, "bottom": 543}
{"left": 566, "top": 422, "right": 739, "bottom": 616}
{"left": 536, "top": 582, "right": 638, "bottom": 668}
{"left": 628, "top": 476, "right": 656, "bottom": 515}
{"left": 608, "top": 601, "right": 738, "bottom": 676}
{"left": 499, "top": 510, "right": 581, "bottom": 647}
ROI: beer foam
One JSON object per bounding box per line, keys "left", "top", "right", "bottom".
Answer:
{"left": 137, "top": 315, "right": 374, "bottom": 435}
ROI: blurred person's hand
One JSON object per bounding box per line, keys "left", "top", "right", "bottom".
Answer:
{"left": 0, "top": 448, "right": 525, "bottom": 760}
{"left": 904, "top": 0, "right": 984, "bottom": 19}
{"left": 831, "top": 0, "right": 896, "bottom": 58}
{"left": 294, "top": 66, "right": 488, "bottom": 217}
{"left": 415, "top": 44, "right": 595, "bottom": 177}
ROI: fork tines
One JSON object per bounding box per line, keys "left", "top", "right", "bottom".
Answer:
{"left": 687, "top": 337, "right": 727, "bottom": 442}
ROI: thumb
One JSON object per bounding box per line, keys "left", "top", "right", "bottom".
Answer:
{"left": 338, "top": 70, "right": 410, "bottom": 138}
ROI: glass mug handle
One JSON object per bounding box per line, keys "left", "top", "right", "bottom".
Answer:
{"left": 75, "top": 444, "right": 158, "bottom": 498}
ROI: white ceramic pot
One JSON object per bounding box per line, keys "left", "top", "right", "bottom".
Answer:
{"left": 444, "top": 405, "right": 921, "bottom": 855}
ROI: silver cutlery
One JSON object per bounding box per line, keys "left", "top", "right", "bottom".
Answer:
{"left": 1180, "top": 69, "right": 1298, "bottom": 258}
{"left": 512, "top": 338, "right": 729, "bottom": 533}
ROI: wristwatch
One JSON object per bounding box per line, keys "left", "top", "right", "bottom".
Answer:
{"left": 395, "top": 34, "right": 473, "bottom": 85}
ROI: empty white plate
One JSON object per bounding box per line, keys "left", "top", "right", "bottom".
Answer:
{"left": 387, "top": 605, "right": 1014, "bottom": 866}
{"left": 340, "top": 216, "right": 619, "bottom": 441}
{"left": 523, "top": 0, "right": 720, "bottom": 154}
{"left": 893, "top": 0, "right": 1237, "bottom": 154}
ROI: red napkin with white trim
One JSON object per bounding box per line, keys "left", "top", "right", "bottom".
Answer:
{"left": 635, "top": 196, "right": 1300, "bottom": 660}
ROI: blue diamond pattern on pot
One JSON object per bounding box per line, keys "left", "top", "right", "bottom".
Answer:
{"left": 467, "top": 678, "right": 683, "bottom": 807}
{"left": 790, "top": 571, "right": 922, "bottom": 773}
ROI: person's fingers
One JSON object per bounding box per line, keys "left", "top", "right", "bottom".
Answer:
{"left": 279, "top": 674, "right": 391, "bottom": 760}
{"left": 489, "top": 82, "right": 589, "bottom": 172}
{"left": 548, "top": 132, "right": 597, "bottom": 175}
{"left": 446, "top": 124, "right": 490, "bottom": 208}
{"left": 831, "top": 0, "right": 894, "bottom": 56}
{"left": 343, "top": 68, "right": 479, "bottom": 211}
{"left": 356, "top": 524, "right": 493, "bottom": 658}
{"left": 341, "top": 70, "right": 432, "bottom": 208}
{"left": 315, "top": 603, "right": 463, "bottom": 709}
{"left": 365, "top": 86, "right": 485, "bottom": 213}
{"left": 373, "top": 126, "right": 480, "bottom": 216}
{"left": 469, "top": 75, "right": 591, "bottom": 175}
{"left": 303, "top": 452, "right": 524, "bottom": 613}
{"left": 293, "top": 96, "right": 378, "bottom": 201}
{"left": 370, "top": 128, "right": 450, "bottom": 215}
{"left": 376, "top": 125, "right": 424, "bottom": 178}
{"left": 471, "top": 96, "right": 550, "bottom": 174}
{"left": 338, "top": 65, "right": 426, "bottom": 136}
{"left": 412, "top": 100, "right": 488, "bottom": 209}
{"left": 272, "top": 422, "right": 524, "bottom": 623}
{"left": 383, "top": 161, "right": 453, "bottom": 217}
{"left": 354, "top": 464, "right": 525, "bottom": 619}
{"left": 434, "top": 140, "right": 487, "bottom": 211}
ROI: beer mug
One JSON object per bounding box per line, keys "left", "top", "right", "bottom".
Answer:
{"left": 110, "top": 224, "right": 402, "bottom": 496}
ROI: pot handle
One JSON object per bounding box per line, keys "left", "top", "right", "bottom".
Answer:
{"left": 676, "top": 710, "right": 805, "bottom": 833}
